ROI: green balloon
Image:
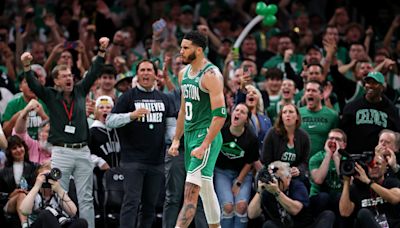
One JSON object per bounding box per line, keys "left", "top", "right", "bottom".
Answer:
{"left": 262, "top": 15, "right": 277, "bottom": 27}
{"left": 265, "top": 4, "right": 278, "bottom": 15}
{"left": 255, "top": 2, "right": 267, "bottom": 15}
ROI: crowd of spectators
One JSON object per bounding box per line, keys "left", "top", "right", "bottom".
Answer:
{"left": 0, "top": 0, "right": 400, "bottom": 228}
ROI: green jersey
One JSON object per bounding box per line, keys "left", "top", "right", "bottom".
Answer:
{"left": 182, "top": 63, "right": 218, "bottom": 132}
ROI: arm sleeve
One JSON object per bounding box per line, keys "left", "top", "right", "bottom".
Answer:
{"left": 290, "top": 179, "right": 310, "bottom": 207}
{"left": 235, "top": 90, "right": 247, "bottom": 105}
{"left": 297, "top": 130, "right": 310, "bottom": 174}
{"left": 330, "top": 65, "right": 357, "bottom": 100}
{"left": 76, "top": 56, "right": 105, "bottom": 94}
{"left": 245, "top": 130, "right": 260, "bottom": 164}
{"left": 25, "top": 70, "right": 47, "bottom": 101}
{"left": 261, "top": 128, "right": 275, "bottom": 164}
{"left": 285, "top": 62, "right": 304, "bottom": 91}
{"left": 105, "top": 113, "right": 132, "bottom": 128}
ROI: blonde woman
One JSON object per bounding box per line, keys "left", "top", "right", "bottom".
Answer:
{"left": 244, "top": 84, "right": 272, "bottom": 151}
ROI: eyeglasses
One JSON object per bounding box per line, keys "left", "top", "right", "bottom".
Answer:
{"left": 328, "top": 136, "right": 343, "bottom": 142}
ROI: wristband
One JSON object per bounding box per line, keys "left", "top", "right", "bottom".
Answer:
{"left": 98, "top": 48, "right": 106, "bottom": 53}
{"left": 368, "top": 180, "right": 374, "bottom": 187}
{"left": 273, "top": 191, "right": 281, "bottom": 198}
{"left": 212, "top": 107, "right": 227, "bottom": 118}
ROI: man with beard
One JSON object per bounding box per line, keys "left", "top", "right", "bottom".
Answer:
{"left": 20, "top": 37, "right": 110, "bottom": 228}
{"left": 295, "top": 62, "right": 340, "bottom": 112}
{"left": 299, "top": 80, "right": 339, "bottom": 158}
{"left": 341, "top": 72, "right": 400, "bottom": 155}
{"left": 339, "top": 154, "right": 400, "bottom": 228}
{"left": 168, "top": 31, "right": 226, "bottom": 228}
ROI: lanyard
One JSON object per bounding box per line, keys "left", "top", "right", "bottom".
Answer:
{"left": 62, "top": 101, "right": 74, "bottom": 124}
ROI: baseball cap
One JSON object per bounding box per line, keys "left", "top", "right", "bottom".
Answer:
{"left": 181, "top": 5, "right": 194, "bottom": 14}
{"left": 364, "top": 71, "right": 385, "bottom": 85}
{"left": 115, "top": 73, "right": 133, "bottom": 88}
{"left": 306, "top": 44, "right": 322, "bottom": 54}
{"left": 95, "top": 95, "right": 114, "bottom": 108}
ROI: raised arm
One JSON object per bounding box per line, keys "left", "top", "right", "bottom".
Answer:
{"left": 79, "top": 37, "right": 109, "bottom": 93}
{"left": 14, "top": 99, "right": 46, "bottom": 134}
{"left": 383, "top": 16, "right": 400, "bottom": 50}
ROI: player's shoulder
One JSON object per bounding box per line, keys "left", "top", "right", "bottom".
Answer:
{"left": 203, "top": 63, "right": 222, "bottom": 79}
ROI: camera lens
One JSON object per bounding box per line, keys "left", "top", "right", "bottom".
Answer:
{"left": 49, "top": 168, "right": 62, "bottom": 180}
{"left": 340, "top": 160, "right": 355, "bottom": 176}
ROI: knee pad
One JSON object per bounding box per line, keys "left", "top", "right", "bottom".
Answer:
{"left": 199, "top": 179, "right": 220, "bottom": 224}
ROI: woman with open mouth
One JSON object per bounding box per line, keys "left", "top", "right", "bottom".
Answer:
{"left": 244, "top": 84, "right": 272, "bottom": 153}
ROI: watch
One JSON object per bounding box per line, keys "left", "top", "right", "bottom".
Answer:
{"left": 368, "top": 180, "right": 374, "bottom": 187}
{"left": 235, "top": 180, "right": 242, "bottom": 187}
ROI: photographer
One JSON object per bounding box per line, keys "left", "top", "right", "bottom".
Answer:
{"left": 248, "top": 161, "right": 335, "bottom": 228}
{"left": 339, "top": 154, "right": 400, "bottom": 228}
{"left": 19, "top": 162, "right": 88, "bottom": 228}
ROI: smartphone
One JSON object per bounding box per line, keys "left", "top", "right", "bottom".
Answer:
{"left": 243, "top": 65, "right": 249, "bottom": 73}
{"left": 152, "top": 19, "right": 166, "bottom": 32}
{"left": 64, "top": 41, "right": 77, "bottom": 49}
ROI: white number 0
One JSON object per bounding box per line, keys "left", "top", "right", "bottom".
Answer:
{"left": 185, "top": 102, "right": 193, "bottom": 121}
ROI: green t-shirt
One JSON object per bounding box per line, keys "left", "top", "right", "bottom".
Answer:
{"left": 2, "top": 95, "right": 49, "bottom": 140}
{"left": 299, "top": 106, "right": 339, "bottom": 157}
{"left": 262, "top": 54, "right": 304, "bottom": 74}
{"left": 281, "top": 144, "right": 297, "bottom": 165}
{"left": 309, "top": 150, "right": 342, "bottom": 196}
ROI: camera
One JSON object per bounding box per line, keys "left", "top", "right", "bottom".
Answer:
{"left": 256, "top": 166, "right": 279, "bottom": 191}
{"left": 339, "top": 149, "right": 374, "bottom": 176}
{"left": 42, "top": 168, "right": 62, "bottom": 188}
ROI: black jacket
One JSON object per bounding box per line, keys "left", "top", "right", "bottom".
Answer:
{"left": 0, "top": 162, "right": 38, "bottom": 193}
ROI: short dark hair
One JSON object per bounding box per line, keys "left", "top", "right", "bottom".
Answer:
{"left": 183, "top": 31, "right": 207, "bottom": 50}
{"left": 5, "top": 135, "right": 30, "bottom": 167}
{"left": 51, "top": 64, "right": 70, "bottom": 79}
{"left": 305, "top": 79, "right": 323, "bottom": 93}
{"left": 265, "top": 67, "right": 284, "bottom": 80}
{"left": 349, "top": 41, "right": 365, "bottom": 50}
{"left": 307, "top": 62, "right": 323, "bottom": 71}
{"left": 330, "top": 128, "right": 347, "bottom": 143}
{"left": 136, "top": 59, "right": 158, "bottom": 74}
{"left": 101, "top": 64, "right": 117, "bottom": 77}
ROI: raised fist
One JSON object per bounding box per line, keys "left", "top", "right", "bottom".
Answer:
{"left": 21, "top": 52, "right": 33, "bottom": 66}
{"left": 99, "top": 37, "right": 110, "bottom": 50}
